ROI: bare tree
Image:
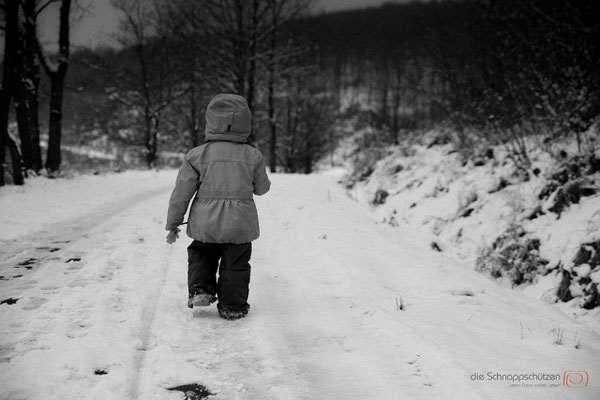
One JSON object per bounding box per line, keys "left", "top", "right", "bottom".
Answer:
{"left": 13, "top": 2, "right": 33, "bottom": 173}
{"left": 159, "top": 0, "right": 215, "bottom": 149}
{"left": 0, "top": 0, "right": 25, "bottom": 185}
{"left": 278, "top": 66, "right": 335, "bottom": 173}
{"left": 33, "top": 0, "right": 72, "bottom": 173}
{"left": 20, "top": 0, "right": 44, "bottom": 172}
{"left": 265, "top": 0, "right": 311, "bottom": 171}
{"left": 111, "top": 0, "right": 181, "bottom": 168}
{"left": 201, "top": 0, "right": 269, "bottom": 107}
{"left": 159, "top": 0, "right": 310, "bottom": 156}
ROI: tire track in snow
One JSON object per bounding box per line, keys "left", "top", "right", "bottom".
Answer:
{"left": 0, "top": 186, "right": 173, "bottom": 311}
{"left": 0, "top": 185, "right": 172, "bottom": 270}
{"left": 126, "top": 242, "right": 175, "bottom": 400}
{"left": 0, "top": 185, "right": 177, "bottom": 399}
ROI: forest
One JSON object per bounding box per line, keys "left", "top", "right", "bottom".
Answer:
{"left": 1, "top": 0, "right": 598, "bottom": 183}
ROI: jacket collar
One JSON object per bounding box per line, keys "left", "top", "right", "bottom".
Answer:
{"left": 204, "top": 132, "right": 248, "bottom": 143}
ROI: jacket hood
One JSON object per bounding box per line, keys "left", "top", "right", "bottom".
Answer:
{"left": 204, "top": 94, "right": 252, "bottom": 143}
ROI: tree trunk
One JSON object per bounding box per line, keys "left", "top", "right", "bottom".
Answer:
{"left": 6, "top": 135, "right": 25, "bottom": 185}
{"left": 14, "top": 80, "right": 33, "bottom": 172}
{"left": 233, "top": 0, "right": 247, "bottom": 96}
{"left": 43, "top": 0, "right": 72, "bottom": 173}
{"left": 45, "top": 75, "right": 65, "bottom": 172}
{"left": 24, "top": 0, "right": 43, "bottom": 172}
{"left": 14, "top": 14, "right": 33, "bottom": 172}
{"left": 27, "top": 80, "right": 42, "bottom": 172}
{"left": 304, "top": 135, "right": 312, "bottom": 174}
{"left": 150, "top": 116, "right": 159, "bottom": 168}
{"left": 268, "top": 76, "right": 277, "bottom": 172}
{"left": 189, "top": 76, "right": 199, "bottom": 148}
{"left": 246, "top": 0, "right": 259, "bottom": 112}
{"left": 242, "top": 0, "right": 259, "bottom": 145}
{"left": 267, "top": 1, "right": 278, "bottom": 173}
{"left": 333, "top": 53, "right": 342, "bottom": 112}
{"left": 284, "top": 96, "right": 293, "bottom": 172}
{"left": 379, "top": 56, "right": 389, "bottom": 129}
{"left": 391, "top": 71, "right": 401, "bottom": 145}
{"left": 135, "top": 34, "right": 152, "bottom": 168}
{"left": 144, "top": 111, "right": 153, "bottom": 167}
{"left": 0, "top": 128, "right": 5, "bottom": 186}
{"left": 0, "top": 0, "right": 24, "bottom": 185}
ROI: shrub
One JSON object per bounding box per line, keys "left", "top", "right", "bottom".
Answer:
{"left": 476, "top": 226, "right": 549, "bottom": 286}
{"left": 344, "top": 128, "right": 392, "bottom": 188}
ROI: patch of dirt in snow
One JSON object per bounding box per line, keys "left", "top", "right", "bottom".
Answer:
{"left": 167, "top": 383, "right": 212, "bottom": 399}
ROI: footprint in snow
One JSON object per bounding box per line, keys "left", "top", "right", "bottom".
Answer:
{"left": 67, "top": 278, "right": 89, "bottom": 287}
{"left": 449, "top": 289, "right": 476, "bottom": 297}
{"left": 40, "top": 286, "right": 61, "bottom": 294}
{"left": 22, "top": 296, "right": 48, "bottom": 310}
{"left": 16, "top": 279, "right": 38, "bottom": 290}
{"left": 66, "top": 328, "right": 88, "bottom": 339}
{"left": 16, "top": 258, "right": 37, "bottom": 269}
{"left": 36, "top": 247, "right": 60, "bottom": 253}
{"left": 448, "top": 289, "right": 482, "bottom": 305}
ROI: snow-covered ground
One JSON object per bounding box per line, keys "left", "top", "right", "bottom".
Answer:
{"left": 1, "top": 170, "right": 599, "bottom": 399}
{"left": 0, "top": 170, "right": 175, "bottom": 241}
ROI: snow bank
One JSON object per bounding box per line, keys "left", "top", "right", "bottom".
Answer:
{"left": 344, "top": 129, "right": 600, "bottom": 329}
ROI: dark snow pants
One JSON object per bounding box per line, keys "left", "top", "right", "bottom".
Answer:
{"left": 187, "top": 241, "right": 252, "bottom": 307}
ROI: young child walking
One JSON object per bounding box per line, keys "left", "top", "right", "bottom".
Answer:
{"left": 165, "top": 93, "right": 270, "bottom": 320}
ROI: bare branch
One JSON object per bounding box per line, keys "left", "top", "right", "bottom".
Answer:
{"left": 35, "top": 0, "right": 60, "bottom": 18}
{"left": 33, "top": 34, "right": 54, "bottom": 76}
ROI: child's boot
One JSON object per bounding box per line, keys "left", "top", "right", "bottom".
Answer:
{"left": 187, "top": 292, "right": 217, "bottom": 308}
{"left": 217, "top": 303, "right": 249, "bottom": 320}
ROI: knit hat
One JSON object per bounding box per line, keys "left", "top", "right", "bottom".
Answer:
{"left": 204, "top": 94, "right": 252, "bottom": 143}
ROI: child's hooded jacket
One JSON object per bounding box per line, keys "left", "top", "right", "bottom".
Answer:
{"left": 166, "top": 94, "right": 270, "bottom": 243}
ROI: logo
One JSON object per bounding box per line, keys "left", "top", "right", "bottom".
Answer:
{"left": 563, "top": 371, "right": 588, "bottom": 388}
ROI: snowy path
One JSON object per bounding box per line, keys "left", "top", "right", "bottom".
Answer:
{"left": 1, "top": 171, "right": 599, "bottom": 400}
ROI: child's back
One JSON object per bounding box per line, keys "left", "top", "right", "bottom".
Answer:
{"left": 168, "top": 140, "right": 269, "bottom": 244}
{"left": 166, "top": 94, "right": 270, "bottom": 319}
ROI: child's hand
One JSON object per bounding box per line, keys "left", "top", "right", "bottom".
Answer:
{"left": 166, "top": 228, "right": 180, "bottom": 244}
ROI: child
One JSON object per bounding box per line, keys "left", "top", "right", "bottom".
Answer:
{"left": 165, "top": 93, "right": 270, "bottom": 320}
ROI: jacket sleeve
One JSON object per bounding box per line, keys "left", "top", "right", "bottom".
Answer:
{"left": 253, "top": 154, "right": 271, "bottom": 196}
{"left": 166, "top": 155, "right": 200, "bottom": 230}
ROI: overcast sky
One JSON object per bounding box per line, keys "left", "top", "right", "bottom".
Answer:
{"left": 38, "top": 0, "right": 414, "bottom": 49}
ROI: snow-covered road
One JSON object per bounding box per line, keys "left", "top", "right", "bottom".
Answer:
{"left": 1, "top": 171, "right": 599, "bottom": 399}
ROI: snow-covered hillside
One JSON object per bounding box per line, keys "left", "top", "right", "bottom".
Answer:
{"left": 340, "top": 129, "right": 600, "bottom": 333}
{"left": 1, "top": 170, "right": 599, "bottom": 399}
